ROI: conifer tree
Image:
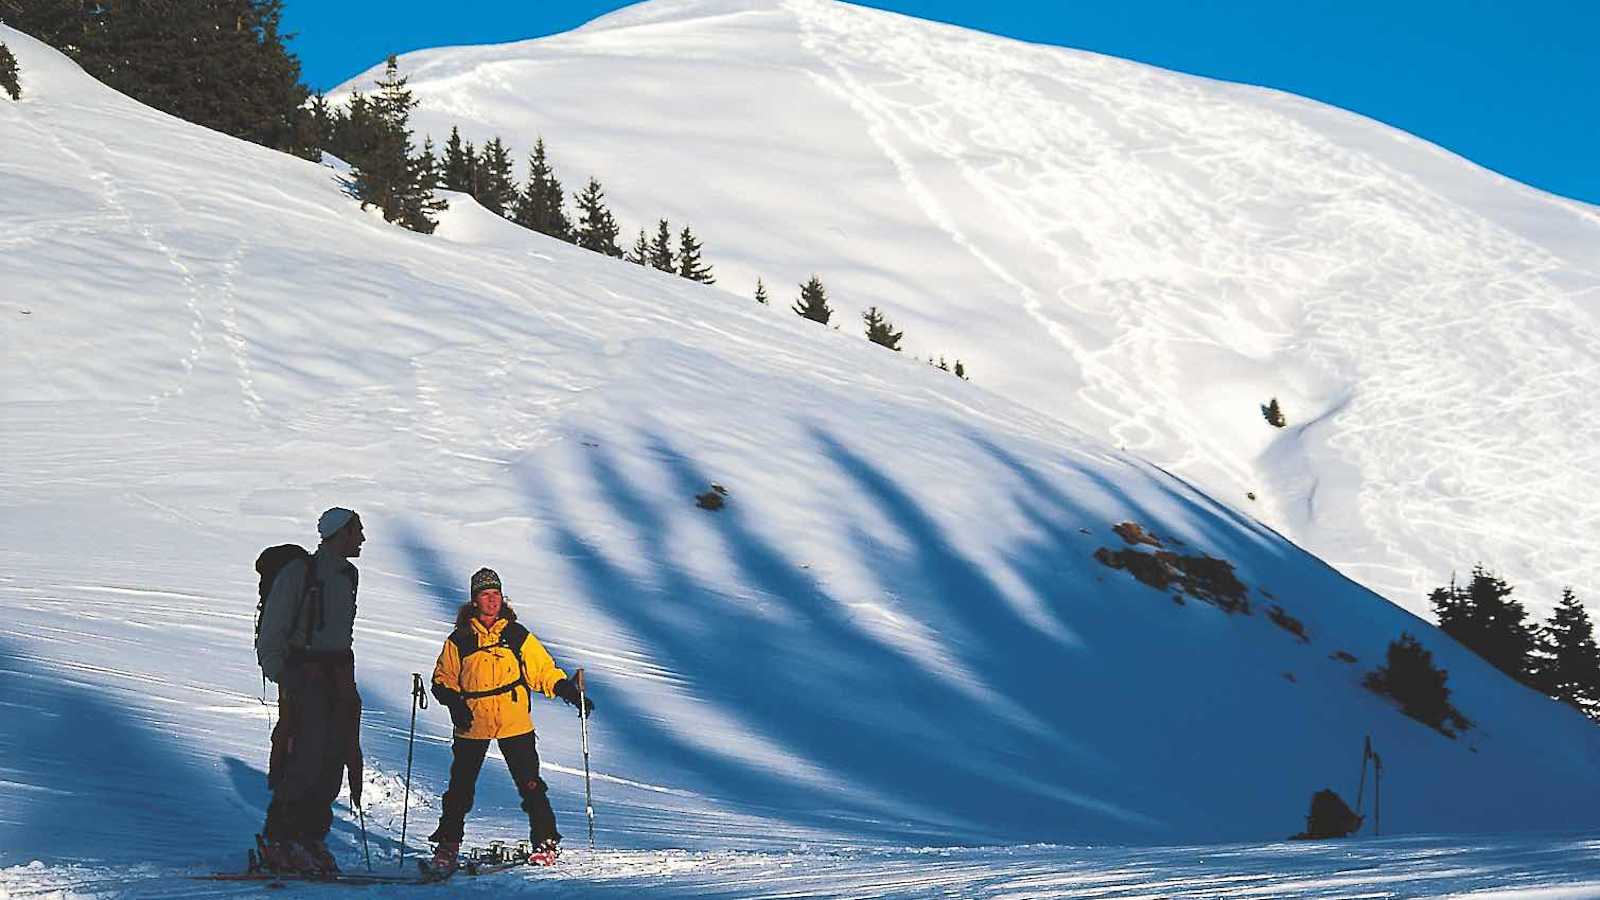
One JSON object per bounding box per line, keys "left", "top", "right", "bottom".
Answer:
{"left": 675, "top": 225, "right": 715, "bottom": 283}
{"left": 648, "top": 219, "right": 675, "bottom": 272}
{"left": 511, "top": 138, "right": 572, "bottom": 241}
{"left": 754, "top": 278, "right": 769, "bottom": 305}
{"left": 862, "top": 306, "right": 903, "bottom": 350}
{"left": 9, "top": 1, "right": 313, "bottom": 153}
{"left": 793, "top": 275, "right": 832, "bottom": 324}
{"left": 572, "top": 177, "right": 623, "bottom": 257}
{"left": 1531, "top": 590, "right": 1600, "bottom": 719}
{"left": 399, "top": 135, "right": 447, "bottom": 234}
{"left": 442, "top": 126, "right": 473, "bottom": 192}
{"left": 0, "top": 42, "right": 18, "bottom": 101}
{"left": 626, "top": 229, "right": 650, "bottom": 266}
{"left": 1364, "top": 632, "right": 1461, "bottom": 732}
{"left": 301, "top": 91, "right": 334, "bottom": 159}
{"left": 954, "top": 359, "right": 967, "bottom": 380}
{"left": 347, "top": 56, "right": 439, "bottom": 233}
{"left": 1431, "top": 566, "right": 1537, "bottom": 685}
{"left": 474, "top": 137, "right": 516, "bottom": 217}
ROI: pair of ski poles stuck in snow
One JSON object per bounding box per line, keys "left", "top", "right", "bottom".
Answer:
{"left": 382, "top": 670, "right": 596, "bottom": 871}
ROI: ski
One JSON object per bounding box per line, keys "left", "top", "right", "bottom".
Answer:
{"left": 191, "top": 870, "right": 432, "bottom": 885}
{"left": 192, "top": 837, "right": 546, "bottom": 886}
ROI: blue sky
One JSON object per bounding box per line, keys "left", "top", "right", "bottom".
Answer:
{"left": 282, "top": 1, "right": 1598, "bottom": 205}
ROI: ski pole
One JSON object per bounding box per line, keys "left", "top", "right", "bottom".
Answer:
{"left": 357, "top": 804, "right": 372, "bottom": 871}
{"left": 577, "top": 668, "right": 595, "bottom": 849}
{"left": 399, "top": 672, "right": 427, "bottom": 869}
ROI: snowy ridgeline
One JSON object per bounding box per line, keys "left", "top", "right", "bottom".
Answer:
{"left": 1, "top": 12, "right": 1599, "bottom": 893}
{"left": 332, "top": 0, "right": 1600, "bottom": 622}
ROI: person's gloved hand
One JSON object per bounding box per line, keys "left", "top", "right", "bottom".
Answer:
{"left": 553, "top": 678, "right": 595, "bottom": 715}
{"left": 447, "top": 699, "right": 474, "bottom": 732}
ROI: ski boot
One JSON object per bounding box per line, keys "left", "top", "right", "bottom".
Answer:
{"left": 256, "top": 835, "right": 320, "bottom": 875}
{"left": 426, "top": 839, "right": 461, "bottom": 879}
{"left": 301, "top": 837, "right": 340, "bottom": 876}
{"left": 529, "top": 837, "right": 560, "bottom": 867}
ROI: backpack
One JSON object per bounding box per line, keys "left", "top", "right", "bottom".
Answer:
{"left": 254, "top": 544, "right": 323, "bottom": 646}
{"left": 450, "top": 621, "right": 532, "bottom": 703}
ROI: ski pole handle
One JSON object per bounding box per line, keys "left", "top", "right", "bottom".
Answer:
{"left": 412, "top": 672, "right": 428, "bottom": 709}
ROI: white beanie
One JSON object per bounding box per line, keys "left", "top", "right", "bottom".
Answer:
{"left": 317, "top": 507, "right": 357, "bottom": 539}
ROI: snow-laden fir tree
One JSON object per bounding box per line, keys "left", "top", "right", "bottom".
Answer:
{"left": 863, "top": 306, "right": 903, "bottom": 350}
{"left": 573, "top": 177, "right": 623, "bottom": 257}
{"left": 793, "top": 275, "right": 832, "bottom": 324}
{"left": 626, "top": 229, "right": 650, "bottom": 266}
{"left": 474, "top": 137, "right": 517, "bottom": 218}
{"left": 754, "top": 278, "right": 770, "bottom": 305}
{"left": 648, "top": 219, "right": 675, "bottom": 272}
{"left": 676, "top": 226, "right": 715, "bottom": 283}
{"left": 1531, "top": 589, "right": 1600, "bottom": 720}
{"left": 511, "top": 138, "right": 571, "bottom": 242}
{"left": 0, "top": 42, "right": 18, "bottom": 101}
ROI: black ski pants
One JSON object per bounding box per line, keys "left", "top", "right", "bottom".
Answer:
{"left": 263, "top": 671, "right": 349, "bottom": 842}
{"left": 430, "top": 731, "right": 560, "bottom": 845}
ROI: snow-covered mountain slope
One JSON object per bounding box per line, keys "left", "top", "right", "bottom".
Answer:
{"left": 2, "top": 17, "right": 1599, "bottom": 891}
{"left": 333, "top": 0, "right": 1600, "bottom": 620}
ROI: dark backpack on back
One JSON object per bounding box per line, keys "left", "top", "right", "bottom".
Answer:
{"left": 254, "top": 544, "right": 322, "bottom": 645}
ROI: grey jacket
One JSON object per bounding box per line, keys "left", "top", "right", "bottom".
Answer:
{"left": 256, "top": 545, "right": 359, "bottom": 682}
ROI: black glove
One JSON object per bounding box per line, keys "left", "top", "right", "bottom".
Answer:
{"left": 553, "top": 678, "right": 595, "bottom": 715}
{"left": 447, "top": 700, "right": 474, "bottom": 732}
{"left": 432, "top": 683, "right": 474, "bottom": 731}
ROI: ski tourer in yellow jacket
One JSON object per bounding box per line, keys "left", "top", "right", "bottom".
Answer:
{"left": 430, "top": 600, "right": 571, "bottom": 740}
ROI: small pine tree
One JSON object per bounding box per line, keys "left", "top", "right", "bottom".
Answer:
{"left": 572, "top": 177, "right": 623, "bottom": 257}
{"left": 1262, "top": 397, "right": 1286, "bottom": 427}
{"left": 863, "top": 306, "right": 904, "bottom": 350}
{"left": 1531, "top": 589, "right": 1600, "bottom": 719}
{"left": 399, "top": 135, "right": 447, "bottom": 234}
{"left": 301, "top": 91, "right": 335, "bottom": 159}
{"left": 1364, "top": 632, "right": 1462, "bottom": 733}
{"left": 954, "top": 359, "right": 967, "bottom": 380}
{"left": 442, "top": 126, "right": 473, "bottom": 192}
{"left": 0, "top": 42, "right": 19, "bottom": 101}
{"left": 1431, "top": 565, "right": 1537, "bottom": 685}
{"left": 511, "top": 138, "right": 572, "bottom": 241}
{"left": 474, "top": 137, "right": 516, "bottom": 217}
{"left": 675, "top": 225, "right": 715, "bottom": 283}
{"left": 648, "top": 219, "right": 675, "bottom": 272}
{"left": 793, "top": 275, "right": 832, "bottom": 324}
{"left": 754, "top": 278, "right": 770, "bottom": 305}
{"left": 626, "top": 228, "right": 650, "bottom": 266}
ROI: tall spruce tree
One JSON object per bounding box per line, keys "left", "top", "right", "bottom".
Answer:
{"left": 675, "top": 225, "right": 715, "bottom": 283}
{"left": 793, "top": 275, "right": 832, "bottom": 324}
{"left": 1531, "top": 590, "right": 1600, "bottom": 719}
{"left": 1431, "top": 565, "right": 1538, "bottom": 685}
{"left": 474, "top": 137, "right": 516, "bottom": 217}
{"left": 648, "top": 219, "right": 675, "bottom": 272}
{"left": 754, "top": 278, "right": 770, "bottom": 305}
{"left": 1, "top": 42, "right": 21, "bottom": 100}
{"left": 862, "top": 306, "right": 903, "bottom": 350}
{"left": 572, "top": 177, "right": 623, "bottom": 257}
{"left": 626, "top": 229, "right": 650, "bottom": 266}
{"left": 511, "top": 138, "right": 572, "bottom": 241}
{"left": 442, "top": 126, "right": 473, "bottom": 192}
{"left": 348, "top": 56, "right": 438, "bottom": 232}
{"left": 399, "top": 135, "right": 447, "bottom": 234}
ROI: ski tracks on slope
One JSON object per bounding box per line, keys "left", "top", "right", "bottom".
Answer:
{"left": 785, "top": 0, "right": 1600, "bottom": 609}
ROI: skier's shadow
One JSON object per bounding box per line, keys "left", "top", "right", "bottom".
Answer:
{"left": 220, "top": 757, "right": 406, "bottom": 861}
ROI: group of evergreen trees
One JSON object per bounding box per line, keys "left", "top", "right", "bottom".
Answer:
{"left": 1430, "top": 566, "right": 1600, "bottom": 719}
{"left": 0, "top": 41, "right": 18, "bottom": 100}
{"left": 780, "top": 274, "right": 968, "bottom": 378}
{"left": 3, "top": 0, "right": 316, "bottom": 155}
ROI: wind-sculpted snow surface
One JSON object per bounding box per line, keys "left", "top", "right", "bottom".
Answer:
{"left": 3, "top": 17, "right": 1600, "bottom": 899}
{"left": 335, "top": 0, "right": 1600, "bottom": 619}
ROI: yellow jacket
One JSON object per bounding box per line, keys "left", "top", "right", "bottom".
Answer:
{"left": 431, "top": 604, "right": 568, "bottom": 741}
